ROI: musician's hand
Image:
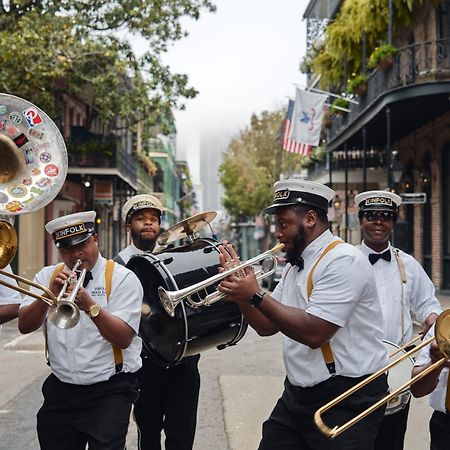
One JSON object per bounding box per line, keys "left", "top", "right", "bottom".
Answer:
{"left": 73, "top": 287, "right": 96, "bottom": 313}
{"left": 429, "top": 341, "right": 450, "bottom": 368}
{"left": 420, "top": 313, "right": 439, "bottom": 336}
{"left": 49, "top": 270, "right": 72, "bottom": 298}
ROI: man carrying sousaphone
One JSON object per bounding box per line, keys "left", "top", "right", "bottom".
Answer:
{"left": 18, "top": 211, "right": 143, "bottom": 450}
{"left": 217, "top": 179, "right": 389, "bottom": 449}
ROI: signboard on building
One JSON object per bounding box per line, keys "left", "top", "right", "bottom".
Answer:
{"left": 400, "top": 193, "right": 427, "bottom": 204}
{"left": 94, "top": 180, "right": 113, "bottom": 205}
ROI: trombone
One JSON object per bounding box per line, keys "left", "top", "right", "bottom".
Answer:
{"left": 159, "top": 243, "right": 285, "bottom": 317}
{"left": 314, "top": 309, "right": 450, "bottom": 439}
{"left": 0, "top": 219, "right": 82, "bottom": 329}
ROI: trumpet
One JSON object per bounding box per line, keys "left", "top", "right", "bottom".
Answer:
{"left": 314, "top": 309, "right": 450, "bottom": 439}
{"left": 159, "top": 243, "right": 285, "bottom": 317}
{"left": 47, "top": 259, "right": 84, "bottom": 329}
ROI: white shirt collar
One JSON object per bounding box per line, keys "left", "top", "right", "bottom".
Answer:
{"left": 359, "top": 240, "right": 392, "bottom": 256}
{"left": 302, "top": 229, "right": 334, "bottom": 263}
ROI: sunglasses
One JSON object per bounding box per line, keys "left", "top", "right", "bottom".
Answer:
{"left": 363, "top": 211, "right": 396, "bottom": 223}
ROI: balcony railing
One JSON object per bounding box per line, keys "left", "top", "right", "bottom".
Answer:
{"left": 68, "top": 126, "right": 137, "bottom": 184}
{"left": 307, "top": 148, "right": 387, "bottom": 179}
{"left": 329, "top": 38, "right": 450, "bottom": 141}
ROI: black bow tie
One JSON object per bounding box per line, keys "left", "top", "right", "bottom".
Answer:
{"left": 82, "top": 271, "right": 93, "bottom": 288}
{"left": 290, "top": 256, "right": 304, "bottom": 271}
{"left": 368, "top": 250, "right": 391, "bottom": 265}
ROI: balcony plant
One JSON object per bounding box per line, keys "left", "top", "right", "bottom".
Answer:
{"left": 347, "top": 73, "right": 369, "bottom": 96}
{"left": 330, "top": 97, "right": 349, "bottom": 115}
{"left": 368, "top": 44, "right": 397, "bottom": 71}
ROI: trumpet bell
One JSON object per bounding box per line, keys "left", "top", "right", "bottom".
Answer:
{"left": 47, "top": 301, "right": 81, "bottom": 329}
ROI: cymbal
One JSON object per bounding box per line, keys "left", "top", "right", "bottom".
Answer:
{"left": 157, "top": 211, "right": 218, "bottom": 245}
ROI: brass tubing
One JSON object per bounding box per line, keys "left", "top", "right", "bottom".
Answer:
{"left": 388, "top": 334, "right": 423, "bottom": 358}
{"left": 0, "top": 269, "right": 56, "bottom": 306}
{"left": 314, "top": 336, "right": 434, "bottom": 439}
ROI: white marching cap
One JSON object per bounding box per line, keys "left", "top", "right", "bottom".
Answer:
{"left": 354, "top": 190, "right": 402, "bottom": 212}
{"left": 264, "top": 179, "right": 335, "bottom": 214}
{"left": 122, "top": 194, "right": 164, "bottom": 223}
{"left": 45, "top": 211, "right": 96, "bottom": 248}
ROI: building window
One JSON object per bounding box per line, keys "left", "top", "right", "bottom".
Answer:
{"left": 443, "top": 144, "right": 450, "bottom": 289}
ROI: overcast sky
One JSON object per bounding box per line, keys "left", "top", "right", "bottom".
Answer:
{"left": 161, "top": 0, "right": 308, "bottom": 185}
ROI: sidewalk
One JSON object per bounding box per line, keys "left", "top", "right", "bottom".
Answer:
{"left": 437, "top": 293, "right": 450, "bottom": 310}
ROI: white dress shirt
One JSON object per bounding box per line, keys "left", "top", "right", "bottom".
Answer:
{"left": 272, "top": 230, "right": 388, "bottom": 387}
{"left": 0, "top": 264, "right": 22, "bottom": 305}
{"left": 358, "top": 242, "right": 442, "bottom": 346}
{"left": 415, "top": 325, "right": 449, "bottom": 413}
{"left": 21, "top": 255, "right": 143, "bottom": 385}
{"left": 117, "top": 243, "right": 152, "bottom": 265}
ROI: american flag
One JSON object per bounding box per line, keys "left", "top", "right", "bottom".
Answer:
{"left": 282, "top": 99, "right": 312, "bottom": 156}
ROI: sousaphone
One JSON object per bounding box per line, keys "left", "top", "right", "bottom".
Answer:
{"left": 0, "top": 93, "right": 73, "bottom": 326}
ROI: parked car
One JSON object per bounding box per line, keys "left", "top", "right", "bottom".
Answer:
{"left": 261, "top": 255, "right": 286, "bottom": 291}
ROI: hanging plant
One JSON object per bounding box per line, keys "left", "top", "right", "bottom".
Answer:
{"left": 367, "top": 44, "right": 397, "bottom": 71}
{"left": 347, "top": 73, "right": 369, "bottom": 96}
{"left": 330, "top": 98, "right": 349, "bottom": 115}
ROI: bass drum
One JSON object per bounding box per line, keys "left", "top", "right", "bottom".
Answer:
{"left": 127, "top": 238, "right": 248, "bottom": 366}
{"left": 383, "top": 340, "right": 414, "bottom": 416}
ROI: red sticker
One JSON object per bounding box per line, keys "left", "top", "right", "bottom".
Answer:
{"left": 44, "top": 164, "right": 59, "bottom": 177}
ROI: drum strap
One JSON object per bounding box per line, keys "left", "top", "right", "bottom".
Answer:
{"left": 392, "top": 248, "right": 408, "bottom": 344}
{"left": 45, "top": 260, "right": 123, "bottom": 373}
{"left": 307, "top": 240, "right": 344, "bottom": 376}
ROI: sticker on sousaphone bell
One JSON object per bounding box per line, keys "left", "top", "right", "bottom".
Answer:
{"left": 0, "top": 93, "right": 67, "bottom": 216}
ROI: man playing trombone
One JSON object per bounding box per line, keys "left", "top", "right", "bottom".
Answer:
{"left": 18, "top": 211, "right": 143, "bottom": 450}
{"left": 218, "top": 179, "right": 389, "bottom": 449}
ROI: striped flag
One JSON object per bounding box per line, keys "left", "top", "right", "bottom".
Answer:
{"left": 282, "top": 99, "right": 312, "bottom": 156}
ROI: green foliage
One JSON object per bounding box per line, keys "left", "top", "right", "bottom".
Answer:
{"left": 309, "top": 0, "right": 432, "bottom": 88}
{"left": 219, "top": 109, "right": 308, "bottom": 217}
{"left": 330, "top": 98, "right": 349, "bottom": 115}
{"left": 0, "top": 1, "right": 216, "bottom": 130}
{"left": 367, "top": 44, "right": 397, "bottom": 68}
{"left": 347, "top": 73, "right": 369, "bottom": 94}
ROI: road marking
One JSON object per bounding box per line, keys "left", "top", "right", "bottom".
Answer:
{"left": 0, "top": 410, "right": 11, "bottom": 414}
{"left": 4, "top": 333, "right": 31, "bottom": 349}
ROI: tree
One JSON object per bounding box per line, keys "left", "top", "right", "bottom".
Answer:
{"left": 0, "top": 1, "right": 216, "bottom": 130}
{"left": 219, "top": 109, "right": 306, "bottom": 217}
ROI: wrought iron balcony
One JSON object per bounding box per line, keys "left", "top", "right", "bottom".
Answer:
{"left": 68, "top": 126, "right": 137, "bottom": 185}
{"left": 329, "top": 38, "right": 450, "bottom": 145}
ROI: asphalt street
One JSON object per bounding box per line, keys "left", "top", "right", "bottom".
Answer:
{"left": 1, "top": 294, "right": 449, "bottom": 449}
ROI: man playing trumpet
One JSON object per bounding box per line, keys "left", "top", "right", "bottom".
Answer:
{"left": 18, "top": 211, "right": 143, "bottom": 450}
{"left": 218, "top": 179, "right": 389, "bottom": 449}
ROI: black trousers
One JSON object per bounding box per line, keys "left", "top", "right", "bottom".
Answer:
{"left": 134, "top": 354, "right": 200, "bottom": 450}
{"left": 258, "top": 374, "right": 388, "bottom": 450}
{"left": 37, "top": 372, "right": 139, "bottom": 450}
{"left": 374, "top": 398, "right": 410, "bottom": 450}
{"left": 429, "top": 410, "right": 450, "bottom": 450}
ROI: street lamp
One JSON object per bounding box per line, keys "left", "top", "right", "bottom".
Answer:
{"left": 390, "top": 150, "right": 404, "bottom": 191}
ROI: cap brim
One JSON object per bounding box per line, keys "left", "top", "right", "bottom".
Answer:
{"left": 263, "top": 202, "right": 298, "bottom": 215}
{"left": 55, "top": 231, "right": 95, "bottom": 248}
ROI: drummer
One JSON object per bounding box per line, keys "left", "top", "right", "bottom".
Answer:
{"left": 355, "top": 190, "right": 442, "bottom": 450}
{"left": 115, "top": 194, "right": 201, "bottom": 450}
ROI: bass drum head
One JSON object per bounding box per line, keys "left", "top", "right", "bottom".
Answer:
{"left": 383, "top": 340, "right": 414, "bottom": 416}
{"left": 127, "top": 239, "right": 247, "bottom": 366}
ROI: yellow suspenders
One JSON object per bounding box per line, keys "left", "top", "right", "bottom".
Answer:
{"left": 306, "top": 240, "right": 344, "bottom": 375}
{"left": 46, "top": 260, "right": 123, "bottom": 373}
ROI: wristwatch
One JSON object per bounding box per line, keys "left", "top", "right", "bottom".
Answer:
{"left": 250, "top": 291, "right": 266, "bottom": 308}
{"left": 87, "top": 303, "right": 101, "bottom": 318}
